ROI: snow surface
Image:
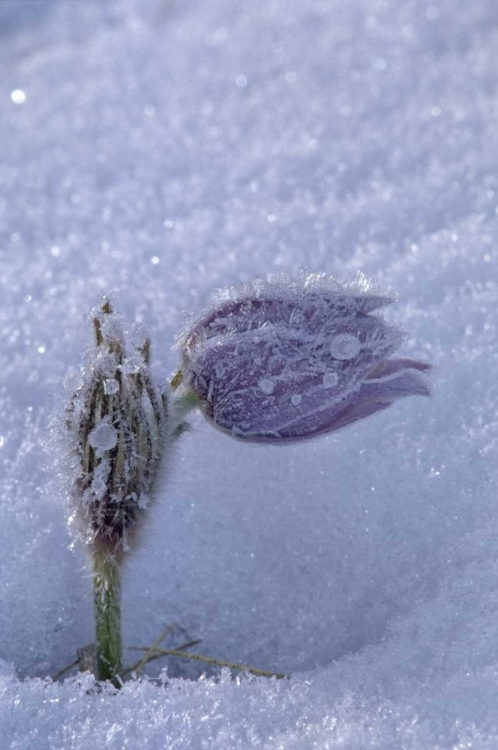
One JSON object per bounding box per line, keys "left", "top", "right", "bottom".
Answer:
{"left": 1, "top": 0, "right": 498, "bottom": 747}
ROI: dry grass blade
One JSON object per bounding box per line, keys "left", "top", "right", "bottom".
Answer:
{"left": 120, "top": 639, "right": 201, "bottom": 678}
{"left": 132, "top": 624, "right": 176, "bottom": 676}
{"left": 52, "top": 657, "right": 80, "bottom": 681}
{"left": 129, "top": 646, "right": 286, "bottom": 679}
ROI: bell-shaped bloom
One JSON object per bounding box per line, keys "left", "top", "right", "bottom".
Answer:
{"left": 176, "top": 273, "right": 432, "bottom": 442}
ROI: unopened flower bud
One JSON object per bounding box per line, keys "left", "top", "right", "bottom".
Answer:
{"left": 65, "top": 299, "right": 168, "bottom": 554}
{"left": 176, "top": 272, "right": 432, "bottom": 442}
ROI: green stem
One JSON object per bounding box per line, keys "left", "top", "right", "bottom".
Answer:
{"left": 93, "top": 553, "right": 122, "bottom": 683}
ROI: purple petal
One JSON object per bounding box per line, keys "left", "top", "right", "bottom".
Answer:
{"left": 185, "top": 311, "right": 403, "bottom": 440}
{"left": 213, "top": 359, "right": 431, "bottom": 442}
{"left": 365, "top": 357, "right": 432, "bottom": 380}
{"left": 183, "top": 273, "right": 396, "bottom": 349}
{"left": 363, "top": 358, "right": 433, "bottom": 397}
{"left": 312, "top": 397, "right": 392, "bottom": 435}
{"left": 180, "top": 274, "right": 431, "bottom": 442}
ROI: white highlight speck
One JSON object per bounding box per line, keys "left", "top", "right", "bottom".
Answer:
{"left": 151, "top": 256, "right": 160, "bottom": 265}
{"left": 104, "top": 378, "right": 119, "bottom": 395}
{"left": 11, "top": 89, "right": 26, "bottom": 104}
{"left": 91, "top": 477, "right": 107, "bottom": 498}
{"left": 120, "top": 359, "right": 140, "bottom": 375}
{"left": 137, "top": 494, "right": 150, "bottom": 509}
{"left": 258, "top": 378, "right": 275, "bottom": 394}
{"left": 329, "top": 333, "right": 361, "bottom": 360}
{"left": 89, "top": 423, "right": 118, "bottom": 451}
{"left": 37, "top": 345, "right": 46, "bottom": 355}
{"left": 97, "top": 354, "right": 118, "bottom": 377}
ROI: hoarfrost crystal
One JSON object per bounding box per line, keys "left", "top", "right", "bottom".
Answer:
{"left": 177, "top": 272, "right": 432, "bottom": 442}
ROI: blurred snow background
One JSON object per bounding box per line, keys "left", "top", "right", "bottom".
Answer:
{"left": 1, "top": 0, "right": 498, "bottom": 747}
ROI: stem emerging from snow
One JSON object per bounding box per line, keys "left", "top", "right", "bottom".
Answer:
{"left": 65, "top": 298, "right": 169, "bottom": 683}
{"left": 93, "top": 553, "right": 122, "bottom": 682}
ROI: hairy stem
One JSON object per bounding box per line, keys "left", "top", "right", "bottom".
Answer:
{"left": 93, "top": 553, "right": 122, "bottom": 682}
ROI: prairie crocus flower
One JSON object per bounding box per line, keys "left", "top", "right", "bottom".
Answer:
{"left": 175, "top": 273, "right": 431, "bottom": 441}
{"left": 65, "top": 300, "right": 168, "bottom": 682}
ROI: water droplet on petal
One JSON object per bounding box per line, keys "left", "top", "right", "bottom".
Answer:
{"left": 291, "top": 393, "right": 302, "bottom": 406}
{"left": 329, "top": 333, "right": 361, "bottom": 360}
{"left": 258, "top": 378, "right": 275, "bottom": 394}
{"left": 323, "top": 372, "right": 339, "bottom": 388}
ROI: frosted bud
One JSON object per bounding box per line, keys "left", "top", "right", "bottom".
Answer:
{"left": 65, "top": 299, "right": 168, "bottom": 554}
{"left": 176, "top": 272, "right": 432, "bottom": 442}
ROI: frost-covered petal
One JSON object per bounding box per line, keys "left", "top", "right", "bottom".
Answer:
{"left": 363, "top": 358, "right": 432, "bottom": 397}
{"left": 182, "top": 272, "right": 396, "bottom": 350}
{"left": 308, "top": 361, "right": 433, "bottom": 436}
{"left": 187, "top": 358, "right": 431, "bottom": 442}
{"left": 364, "top": 357, "right": 432, "bottom": 382}
{"left": 180, "top": 274, "right": 432, "bottom": 442}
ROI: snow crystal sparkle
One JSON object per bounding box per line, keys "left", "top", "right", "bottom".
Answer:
{"left": 177, "top": 273, "right": 432, "bottom": 441}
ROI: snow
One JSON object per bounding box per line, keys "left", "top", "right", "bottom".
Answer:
{"left": 1, "top": 0, "right": 498, "bottom": 747}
